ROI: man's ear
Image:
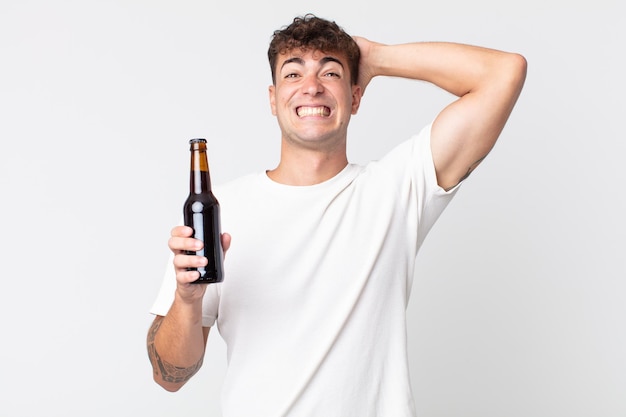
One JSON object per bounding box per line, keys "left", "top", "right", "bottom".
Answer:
{"left": 269, "top": 85, "right": 277, "bottom": 116}
{"left": 351, "top": 84, "right": 362, "bottom": 115}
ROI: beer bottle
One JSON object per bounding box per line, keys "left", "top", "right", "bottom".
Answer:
{"left": 183, "top": 138, "right": 224, "bottom": 284}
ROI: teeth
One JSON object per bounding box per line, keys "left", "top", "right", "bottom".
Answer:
{"left": 297, "top": 106, "right": 330, "bottom": 117}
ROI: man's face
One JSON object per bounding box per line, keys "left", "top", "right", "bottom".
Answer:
{"left": 269, "top": 49, "right": 362, "bottom": 152}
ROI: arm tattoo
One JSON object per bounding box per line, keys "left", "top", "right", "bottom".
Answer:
{"left": 147, "top": 317, "right": 204, "bottom": 384}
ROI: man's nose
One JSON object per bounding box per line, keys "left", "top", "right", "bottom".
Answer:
{"left": 301, "top": 74, "right": 324, "bottom": 95}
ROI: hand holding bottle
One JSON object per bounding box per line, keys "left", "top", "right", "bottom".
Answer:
{"left": 168, "top": 226, "right": 231, "bottom": 299}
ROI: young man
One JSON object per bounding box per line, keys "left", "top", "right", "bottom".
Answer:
{"left": 148, "top": 14, "right": 526, "bottom": 416}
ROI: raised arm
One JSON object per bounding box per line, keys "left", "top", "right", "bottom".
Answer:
{"left": 146, "top": 226, "right": 231, "bottom": 392}
{"left": 355, "top": 37, "right": 527, "bottom": 190}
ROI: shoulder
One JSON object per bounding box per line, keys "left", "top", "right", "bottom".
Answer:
{"left": 363, "top": 124, "right": 433, "bottom": 177}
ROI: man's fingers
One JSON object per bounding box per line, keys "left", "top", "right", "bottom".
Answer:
{"left": 176, "top": 269, "right": 202, "bottom": 285}
{"left": 169, "top": 235, "right": 203, "bottom": 252}
{"left": 221, "top": 233, "right": 232, "bottom": 254}
{"left": 171, "top": 225, "right": 193, "bottom": 237}
{"left": 173, "top": 253, "right": 207, "bottom": 269}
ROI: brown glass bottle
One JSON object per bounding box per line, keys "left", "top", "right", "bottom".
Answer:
{"left": 183, "top": 138, "right": 224, "bottom": 284}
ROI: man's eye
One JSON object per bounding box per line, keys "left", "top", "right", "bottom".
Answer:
{"left": 285, "top": 73, "right": 299, "bottom": 78}
{"left": 324, "top": 72, "right": 340, "bottom": 78}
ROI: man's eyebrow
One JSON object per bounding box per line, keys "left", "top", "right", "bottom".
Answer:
{"left": 320, "top": 56, "right": 344, "bottom": 68}
{"left": 280, "top": 56, "right": 345, "bottom": 70}
{"left": 281, "top": 57, "right": 305, "bottom": 69}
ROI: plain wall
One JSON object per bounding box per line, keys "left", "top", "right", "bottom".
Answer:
{"left": 1, "top": 0, "right": 624, "bottom": 416}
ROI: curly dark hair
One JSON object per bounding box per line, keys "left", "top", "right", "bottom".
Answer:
{"left": 268, "top": 14, "right": 360, "bottom": 85}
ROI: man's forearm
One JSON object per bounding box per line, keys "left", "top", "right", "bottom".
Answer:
{"left": 147, "top": 297, "right": 208, "bottom": 391}
{"left": 368, "top": 41, "right": 523, "bottom": 97}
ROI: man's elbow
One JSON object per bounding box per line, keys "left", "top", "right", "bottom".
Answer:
{"left": 153, "top": 374, "right": 185, "bottom": 392}
{"left": 506, "top": 52, "right": 528, "bottom": 93}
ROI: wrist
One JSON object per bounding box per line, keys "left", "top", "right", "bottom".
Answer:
{"left": 172, "top": 291, "right": 204, "bottom": 324}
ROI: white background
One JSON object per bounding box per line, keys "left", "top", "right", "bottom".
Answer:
{"left": 1, "top": 0, "right": 624, "bottom": 416}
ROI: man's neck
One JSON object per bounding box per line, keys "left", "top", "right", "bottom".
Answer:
{"left": 266, "top": 148, "right": 348, "bottom": 186}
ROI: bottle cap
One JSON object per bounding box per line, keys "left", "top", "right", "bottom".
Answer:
{"left": 189, "top": 138, "right": 207, "bottom": 144}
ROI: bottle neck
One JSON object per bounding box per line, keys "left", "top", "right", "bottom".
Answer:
{"left": 189, "top": 146, "right": 212, "bottom": 195}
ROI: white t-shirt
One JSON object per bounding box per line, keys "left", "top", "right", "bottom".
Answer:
{"left": 151, "top": 124, "right": 460, "bottom": 417}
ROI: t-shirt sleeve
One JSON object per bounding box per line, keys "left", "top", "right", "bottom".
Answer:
{"left": 413, "top": 122, "right": 461, "bottom": 245}
{"left": 375, "top": 122, "right": 461, "bottom": 249}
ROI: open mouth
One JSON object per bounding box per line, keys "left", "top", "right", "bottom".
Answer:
{"left": 296, "top": 106, "right": 331, "bottom": 117}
